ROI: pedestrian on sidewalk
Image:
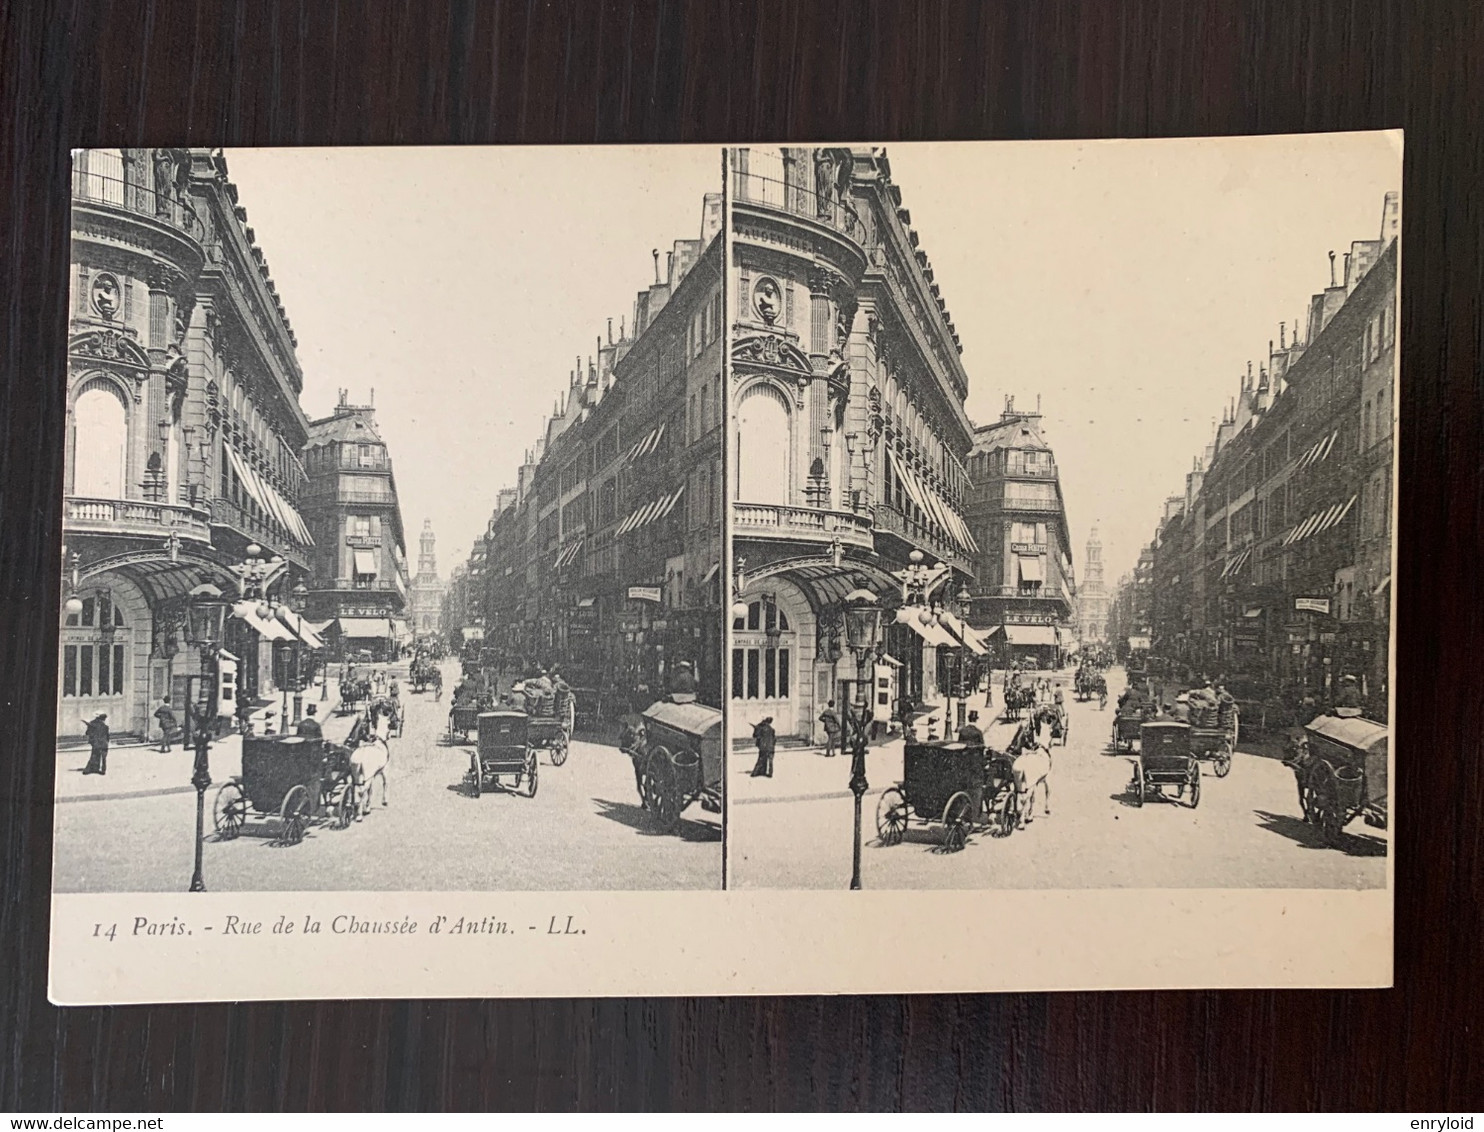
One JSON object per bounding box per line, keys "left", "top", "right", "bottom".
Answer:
{"left": 83, "top": 712, "right": 109, "bottom": 775}
{"left": 154, "top": 696, "right": 179, "bottom": 753}
{"left": 750, "top": 717, "right": 775, "bottom": 778}
{"left": 819, "top": 701, "right": 841, "bottom": 757}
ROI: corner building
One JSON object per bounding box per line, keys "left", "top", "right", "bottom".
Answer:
{"left": 61, "top": 148, "right": 316, "bottom": 738}
{"left": 729, "top": 147, "right": 978, "bottom": 742}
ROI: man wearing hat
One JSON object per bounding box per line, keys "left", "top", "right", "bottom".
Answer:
{"left": 83, "top": 712, "right": 109, "bottom": 775}
{"left": 668, "top": 660, "right": 698, "bottom": 702}
{"left": 1335, "top": 674, "right": 1363, "bottom": 716}
{"left": 750, "top": 716, "right": 775, "bottom": 778}
{"left": 957, "top": 710, "right": 985, "bottom": 745}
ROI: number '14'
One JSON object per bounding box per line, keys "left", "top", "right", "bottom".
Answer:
{"left": 93, "top": 923, "right": 117, "bottom": 941}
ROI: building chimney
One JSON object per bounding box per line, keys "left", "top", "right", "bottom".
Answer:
{"left": 652, "top": 249, "right": 660, "bottom": 284}
{"left": 666, "top": 251, "right": 674, "bottom": 283}
{"left": 1343, "top": 251, "right": 1351, "bottom": 284}
{"left": 620, "top": 316, "right": 626, "bottom": 340}
{"left": 369, "top": 387, "right": 375, "bottom": 406}
{"left": 606, "top": 318, "right": 613, "bottom": 345}
{"left": 1280, "top": 321, "right": 1286, "bottom": 349}
{"left": 1328, "top": 251, "right": 1337, "bottom": 287}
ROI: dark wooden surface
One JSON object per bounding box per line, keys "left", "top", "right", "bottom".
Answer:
{"left": 2, "top": 0, "right": 1480, "bottom": 1111}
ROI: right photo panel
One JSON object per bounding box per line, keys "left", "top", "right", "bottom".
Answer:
{"left": 724, "top": 137, "right": 1399, "bottom": 891}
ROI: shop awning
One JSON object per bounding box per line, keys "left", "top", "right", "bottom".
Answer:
{"left": 895, "top": 606, "right": 959, "bottom": 649}
{"left": 886, "top": 448, "right": 978, "bottom": 556}
{"left": 1219, "top": 547, "right": 1254, "bottom": 579}
{"left": 576, "top": 596, "right": 597, "bottom": 608}
{"left": 1000, "top": 624, "right": 1058, "bottom": 647}
{"left": 275, "top": 608, "right": 326, "bottom": 650}
{"left": 1017, "top": 555, "right": 1044, "bottom": 583}
{"left": 554, "top": 540, "right": 584, "bottom": 569}
{"left": 1295, "top": 429, "right": 1339, "bottom": 470}
{"left": 232, "top": 601, "right": 294, "bottom": 641}
{"left": 352, "top": 550, "right": 379, "bottom": 577}
{"left": 615, "top": 485, "right": 685, "bottom": 536}
{"left": 935, "top": 609, "right": 988, "bottom": 655}
{"left": 1373, "top": 575, "right": 1391, "bottom": 596}
{"left": 392, "top": 619, "right": 411, "bottom": 641}
{"left": 337, "top": 617, "right": 394, "bottom": 638}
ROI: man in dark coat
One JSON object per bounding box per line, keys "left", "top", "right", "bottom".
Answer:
{"left": 819, "top": 700, "right": 842, "bottom": 758}
{"left": 296, "top": 703, "right": 323, "bottom": 739}
{"left": 83, "top": 712, "right": 109, "bottom": 775}
{"left": 155, "top": 696, "right": 179, "bottom": 753}
{"left": 750, "top": 717, "right": 776, "bottom": 778}
{"left": 957, "top": 710, "right": 985, "bottom": 745}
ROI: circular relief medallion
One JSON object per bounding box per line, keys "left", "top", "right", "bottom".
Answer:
{"left": 752, "top": 276, "right": 782, "bottom": 325}
{"left": 90, "top": 272, "right": 122, "bottom": 319}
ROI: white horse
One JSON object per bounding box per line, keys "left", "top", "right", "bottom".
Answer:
{"left": 1010, "top": 708, "right": 1055, "bottom": 826}
{"left": 349, "top": 736, "right": 390, "bottom": 819}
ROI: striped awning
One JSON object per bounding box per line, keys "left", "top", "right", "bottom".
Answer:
{"left": 1283, "top": 494, "right": 1358, "bottom": 546}
{"left": 886, "top": 448, "right": 978, "bottom": 556}
{"left": 232, "top": 601, "right": 294, "bottom": 641}
{"left": 895, "top": 605, "right": 959, "bottom": 649}
{"left": 1295, "top": 430, "right": 1340, "bottom": 471}
{"left": 225, "top": 445, "right": 314, "bottom": 546}
{"left": 276, "top": 608, "right": 326, "bottom": 650}
{"left": 623, "top": 422, "right": 666, "bottom": 464}
{"left": 1219, "top": 547, "right": 1254, "bottom": 579}
{"left": 554, "top": 540, "right": 584, "bottom": 569}
{"left": 615, "top": 485, "right": 685, "bottom": 536}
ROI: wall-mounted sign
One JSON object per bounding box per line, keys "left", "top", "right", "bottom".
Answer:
{"left": 628, "top": 585, "right": 663, "bottom": 603}
{"left": 1295, "top": 597, "right": 1332, "bottom": 614}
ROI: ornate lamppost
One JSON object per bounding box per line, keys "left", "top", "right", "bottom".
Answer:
{"left": 840, "top": 588, "right": 883, "bottom": 891}
{"left": 184, "top": 581, "right": 228, "bottom": 893}
{"left": 289, "top": 580, "right": 309, "bottom": 725}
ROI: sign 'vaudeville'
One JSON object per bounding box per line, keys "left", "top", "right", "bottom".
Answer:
{"left": 1295, "top": 597, "right": 1333, "bottom": 614}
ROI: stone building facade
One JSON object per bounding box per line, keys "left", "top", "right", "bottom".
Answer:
{"left": 61, "top": 148, "right": 317, "bottom": 738}
{"left": 729, "top": 147, "right": 979, "bottom": 741}
{"left": 300, "top": 390, "right": 411, "bottom": 661}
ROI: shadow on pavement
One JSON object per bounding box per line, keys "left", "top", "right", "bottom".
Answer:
{"left": 591, "top": 798, "right": 720, "bottom": 841}
{"left": 1253, "top": 809, "right": 1388, "bottom": 856}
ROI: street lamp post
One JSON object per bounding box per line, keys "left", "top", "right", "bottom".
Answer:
{"left": 184, "top": 582, "right": 228, "bottom": 893}
{"left": 840, "top": 588, "right": 883, "bottom": 891}
{"left": 289, "top": 581, "right": 309, "bottom": 725}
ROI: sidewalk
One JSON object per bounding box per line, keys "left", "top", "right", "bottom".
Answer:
{"left": 55, "top": 684, "right": 360, "bottom": 804}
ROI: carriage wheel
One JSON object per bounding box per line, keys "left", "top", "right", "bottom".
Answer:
{"left": 523, "top": 750, "right": 539, "bottom": 798}
{"left": 875, "top": 788, "right": 908, "bottom": 846}
{"left": 1131, "top": 763, "right": 1145, "bottom": 807}
{"left": 647, "top": 747, "right": 682, "bottom": 834}
{"left": 990, "top": 787, "right": 1019, "bottom": 838}
{"left": 470, "top": 752, "right": 483, "bottom": 798}
{"left": 212, "top": 782, "right": 247, "bottom": 840}
{"left": 332, "top": 783, "right": 354, "bottom": 829}
{"left": 942, "top": 791, "right": 973, "bottom": 852}
{"left": 550, "top": 731, "right": 569, "bottom": 767}
{"left": 1187, "top": 767, "right": 1202, "bottom": 809}
{"left": 1212, "top": 744, "right": 1233, "bottom": 778}
{"left": 279, "top": 785, "right": 311, "bottom": 845}
{"left": 1314, "top": 773, "right": 1345, "bottom": 846}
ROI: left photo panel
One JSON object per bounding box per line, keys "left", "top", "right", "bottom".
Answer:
{"left": 56, "top": 146, "right": 726, "bottom": 894}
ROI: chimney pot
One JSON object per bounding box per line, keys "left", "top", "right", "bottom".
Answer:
{"left": 1328, "top": 250, "right": 1337, "bottom": 287}
{"left": 606, "top": 318, "right": 613, "bottom": 345}
{"left": 652, "top": 249, "right": 660, "bottom": 284}
{"left": 666, "top": 251, "right": 674, "bottom": 281}
{"left": 1280, "top": 321, "right": 1287, "bottom": 349}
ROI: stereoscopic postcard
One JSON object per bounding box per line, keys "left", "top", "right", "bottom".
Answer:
{"left": 49, "top": 132, "right": 1398, "bottom": 1002}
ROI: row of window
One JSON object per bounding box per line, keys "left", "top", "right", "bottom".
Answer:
{"left": 731, "top": 646, "right": 792, "bottom": 702}
{"left": 61, "top": 642, "right": 127, "bottom": 698}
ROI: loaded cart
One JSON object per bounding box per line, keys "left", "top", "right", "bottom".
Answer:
{"left": 213, "top": 734, "right": 355, "bottom": 845}
{"left": 876, "top": 740, "right": 1020, "bottom": 852}
{"left": 621, "top": 699, "right": 723, "bottom": 835}
{"left": 1292, "top": 713, "right": 1388, "bottom": 846}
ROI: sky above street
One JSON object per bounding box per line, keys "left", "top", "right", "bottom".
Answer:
{"left": 224, "top": 145, "right": 723, "bottom": 573}
{"left": 882, "top": 132, "right": 1400, "bottom": 589}
{"left": 226, "top": 133, "right": 1399, "bottom": 595}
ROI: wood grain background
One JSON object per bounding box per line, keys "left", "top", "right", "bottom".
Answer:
{"left": 3, "top": 0, "right": 1480, "bottom": 1111}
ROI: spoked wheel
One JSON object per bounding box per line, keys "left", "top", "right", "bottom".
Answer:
{"left": 941, "top": 791, "right": 973, "bottom": 853}
{"left": 549, "top": 731, "right": 569, "bottom": 767}
{"left": 1187, "top": 768, "right": 1202, "bottom": 808}
{"left": 523, "top": 749, "right": 539, "bottom": 798}
{"left": 1131, "top": 763, "right": 1145, "bottom": 807}
{"left": 212, "top": 781, "right": 247, "bottom": 840}
{"left": 875, "top": 787, "right": 908, "bottom": 846}
{"left": 647, "top": 747, "right": 682, "bottom": 834}
{"left": 1315, "top": 774, "right": 1345, "bottom": 846}
{"left": 332, "top": 781, "right": 354, "bottom": 829}
{"left": 1212, "top": 744, "right": 1233, "bottom": 778}
{"left": 989, "top": 787, "right": 1019, "bottom": 838}
{"left": 279, "top": 784, "right": 311, "bottom": 845}
{"left": 470, "top": 752, "right": 483, "bottom": 798}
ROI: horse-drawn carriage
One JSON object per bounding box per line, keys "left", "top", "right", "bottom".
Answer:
{"left": 336, "top": 672, "right": 372, "bottom": 716}
{"left": 1001, "top": 682, "right": 1037, "bottom": 721}
{"left": 1290, "top": 713, "right": 1388, "bottom": 846}
{"left": 1128, "top": 720, "right": 1201, "bottom": 807}
{"left": 448, "top": 700, "right": 481, "bottom": 743}
{"left": 620, "top": 699, "right": 723, "bottom": 835}
{"left": 212, "top": 734, "right": 355, "bottom": 844}
{"left": 468, "top": 710, "right": 538, "bottom": 798}
{"left": 876, "top": 740, "right": 1021, "bottom": 852}
{"left": 409, "top": 656, "right": 437, "bottom": 694}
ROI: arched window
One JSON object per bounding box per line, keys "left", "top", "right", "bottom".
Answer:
{"left": 735, "top": 382, "right": 791, "bottom": 505}
{"left": 72, "top": 383, "right": 128, "bottom": 498}
{"left": 60, "top": 592, "right": 128, "bottom": 700}
{"left": 731, "top": 599, "right": 793, "bottom": 702}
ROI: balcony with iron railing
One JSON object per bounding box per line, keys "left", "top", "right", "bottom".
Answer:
{"left": 732, "top": 501, "right": 875, "bottom": 549}
{"left": 873, "top": 504, "right": 972, "bottom": 575}
{"left": 730, "top": 148, "right": 866, "bottom": 247}
{"left": 65, "top": 496, "right": 212, "bottom": 543}
{"left": 71, "top": 171, "right": 204, "bottom": 244}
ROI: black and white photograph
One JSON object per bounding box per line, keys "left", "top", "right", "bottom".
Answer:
{"left": 724, "top": 137, "right": 1399, "bottom": 892}
{"left": 54, "top": 145, "right": 725, "bottom": 894}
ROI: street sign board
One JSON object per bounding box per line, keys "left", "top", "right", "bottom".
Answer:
{"left": 627, "top": 585, "right": 663, "bottom": 603}
{"left": 1295, "top": 597, "right": 1331, "bottom": 614}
